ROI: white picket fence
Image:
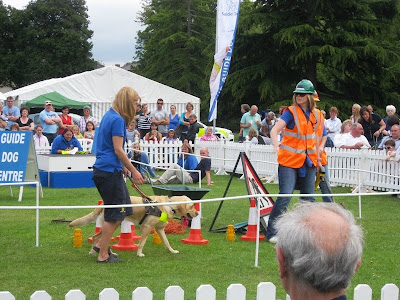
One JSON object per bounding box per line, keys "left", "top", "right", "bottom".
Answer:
{"left": 194, "top": 139, "right": 400, "bottom": 192}
{"left": 34, "top": 138, "right": 400, "bottom": 192}
{"left": 0, "top": 283, "right": 398, "bottom": 300}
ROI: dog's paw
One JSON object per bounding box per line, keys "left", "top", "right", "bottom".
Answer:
{"left": 137, "top": 252, "right": 145, "bottom": 257}
{"left": 170, "top": 249, "right": 179, "bottom": 254}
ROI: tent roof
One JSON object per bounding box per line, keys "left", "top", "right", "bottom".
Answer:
{"left": 0, "top": 91, "right": 5, "bottom": 101}
{"left": 25, "top": 91, "right": 89, "bottom": 109}
{"left": 4, "top": 66, "right": 200, "bottom": 105}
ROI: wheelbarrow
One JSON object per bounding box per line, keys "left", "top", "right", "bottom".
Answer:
{"left": 147, "top": 171, "right": 210, "bottom": 199}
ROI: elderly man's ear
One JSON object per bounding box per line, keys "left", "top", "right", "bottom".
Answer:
{"left": 276, "top": 248, "right": 288, "bottom": 279}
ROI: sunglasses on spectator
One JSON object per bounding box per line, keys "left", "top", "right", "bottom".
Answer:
{"left": 295, "top": 93, "right": 307, "bottom": 97}
{"left": 385, "top": 146, "right": 394, "bottom": 149}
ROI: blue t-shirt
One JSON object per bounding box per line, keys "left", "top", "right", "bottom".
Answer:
{"left": 168, "top": 114, "right": 180, "bottom": 130}
{"left": 280, "top": 107, "right": 327, "bottom": 135}
{"left": 39, "top": 109, "right": 59, "bottom": 134}
{"left": 177, "top": 155, "right": 198, "bottom": 170}
{"left": 2, "top": 106, "right": 20, "bottom": 130}
{"left": 51, "top": 135, "right": 83, "bottom": 154}
{"left": 94, "top": 108, "right": 126, "bottom": 172}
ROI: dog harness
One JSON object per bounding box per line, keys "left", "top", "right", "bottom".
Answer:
{"left": 139, "top": 197, "right": 162, "bottom": 225}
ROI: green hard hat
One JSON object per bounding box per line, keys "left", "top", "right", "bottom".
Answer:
{"left": 293, "top": 79, "right": 315, "bottom": 94}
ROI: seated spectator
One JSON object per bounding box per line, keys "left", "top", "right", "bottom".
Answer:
{"left": 275, "top": 202, "right": 363, "bottom": 300}
{"left": 177, "top": 142, "right": 198, "bottom": 170}
{"left": 10, "top": 123, "right": 20, "bottom": 131}
{"left": 334, "top": 119, "right": 352, "bottom": 147}
{"left": 72, "top": 125, "right": 83, "bottom": 139}
{"left": 33, "top": 125, "right": 49, "bottom": 149}
{"left": 200, "top": 127, "right": 218, "bottom": 141}
{"left": 336, "top": 123, "right": 370, "bottom": 149}
{"left": 325, "top": 106, "right": 341, "bottom": 144}
{"left": 126, "top": 120, "right": 139, "bottom": 144}
{"left": 248, "top": 128, "right": 266, "bottom": 145}
{"left": 16, "top": 107, "right": 34, "bottom": 131}
{"left": 152, "top": 147, "right": 213, "bottom": 186}
{"left": 261, "top": 111, "right": 275, "bottom": 138}
{"left": 377, "top": 124, "right": 400, "bottom": 150}
{"left": 84, "top": 121, "right": 96, "bottom": 140}
{"left": 358, "top": 106, "right": 385, "bottom": 148}
{"left": 130, "top": 142, "right": 157, "bottom": 180}
{"left": 185, "top": 113, "right": 203, "bottom": 144}
{"left": 383, "top": 105, "right": 397, "bottom": 134}
{"left": 164, "top": 128, "right": 178, "bottom": 143}
{"left": 384, "top": 139, "right": 397, "bottom": 161}
{"left": 144, "top": 122, "right": 162, "bottom": 142}
{"left": 51, "top": 128, "right": 83, "bottom": 154}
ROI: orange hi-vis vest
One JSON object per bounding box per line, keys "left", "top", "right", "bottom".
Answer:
{"left": 278, "top": 105, "right": 322, "bottom": 168}
{"left": 314, "top": 110, "right": 327, "bottom": 166}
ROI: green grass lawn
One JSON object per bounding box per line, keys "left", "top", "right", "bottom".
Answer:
{"left": 0, "top": 173, "right": 399, "bottom": 300}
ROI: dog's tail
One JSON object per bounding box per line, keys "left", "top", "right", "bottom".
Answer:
{"left": 68, "top": 207, "right": 103, "bottom": 227}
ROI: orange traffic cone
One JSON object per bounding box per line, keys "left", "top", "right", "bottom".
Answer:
{"left": 131, "top": 223, "right": 141, "bottom": 241}
{"left": 115, "top": 221, "right": 141, "bottom": 241}
{"left": 241, "top": 198, "right": 265, "bottom": 241}
{"left": 88, "top": 200, "right": 114, "bottom": 243}
{"left": 181, "top": 202, "right": 208, "bottom": 245}
{"left": 111, "top": 220, "right": 138, "bottom": 251}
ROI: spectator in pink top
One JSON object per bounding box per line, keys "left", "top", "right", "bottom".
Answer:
{"left": 200, "top": 127, "right": 218, "bottom": 141}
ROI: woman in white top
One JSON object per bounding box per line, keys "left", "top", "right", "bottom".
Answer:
{"left": 33, "top": 125, "right": 50, "bottom": 153}
{"left": 333, "top": 119, "right": 352, "bottom": 147}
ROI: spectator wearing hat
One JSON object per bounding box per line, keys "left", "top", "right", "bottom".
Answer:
{"left": 78, "top": 105, "right": 97, "bottom": 134}
{"left": 2, "top": 96, "right": 20, "bottom": 130}
{"left": 58, "top": 105, "right": 74, "bottom": 134}
{"left": 39, "top": 100, "right": 62, "bottom": 144}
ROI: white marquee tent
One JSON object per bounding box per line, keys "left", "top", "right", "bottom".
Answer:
{"left": 0, "top": 91, "right": 6, "bottom": 101}
{"left": 4, "top": 66, "right": 201, "bottom": 121}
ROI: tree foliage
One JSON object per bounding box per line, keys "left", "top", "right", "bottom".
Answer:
{"left": 134, "top": 0, "right": 216, "bottom": 98}
{"left": 225, "top": 0, "right": 400, "bottom": 116}
{"left": 0, "top": 0, "right": 96, "bottom": 88}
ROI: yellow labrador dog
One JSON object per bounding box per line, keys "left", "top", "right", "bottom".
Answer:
{"left": 69, "top": 195, "right": 197, "bottom": 257}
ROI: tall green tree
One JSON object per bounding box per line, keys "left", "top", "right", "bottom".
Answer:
{"left": 5, "top": 0, "right": 96, "bottom": 88}
{"left": 226, "top": 0, "right": 400, "bottom": 112}
{"left": 134, "top": 0, "right": 216, "bottom": 98}
{"left": 0, "top": 1, "right": 17, "bottom": 86}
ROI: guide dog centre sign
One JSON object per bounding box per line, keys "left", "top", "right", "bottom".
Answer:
{"left": 0, "top": 131, "right": 34, "bottom": 183}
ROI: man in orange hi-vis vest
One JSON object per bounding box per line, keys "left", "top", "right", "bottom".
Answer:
{"left": 267, "top": 79, "right": 326, "bottom": 244}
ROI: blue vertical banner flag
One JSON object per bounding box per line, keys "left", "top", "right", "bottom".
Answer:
{"left": 208, "top": 0, "right": 241, "bottom": 122}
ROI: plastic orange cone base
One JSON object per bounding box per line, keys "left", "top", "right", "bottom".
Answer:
{"left": 240, "top": 225, "right": 265, "bottom": 241}
{"left": 131, "top": 225, "right": 141, "bottom": 241}
{"left": 111, "top": 233, "right": 138, "bottom": 251}
{"left": 181, "top": 229, "right": 209, "bottom": 245}
{"left": 87, "top": 227, "right": 101, "bottom": 243}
